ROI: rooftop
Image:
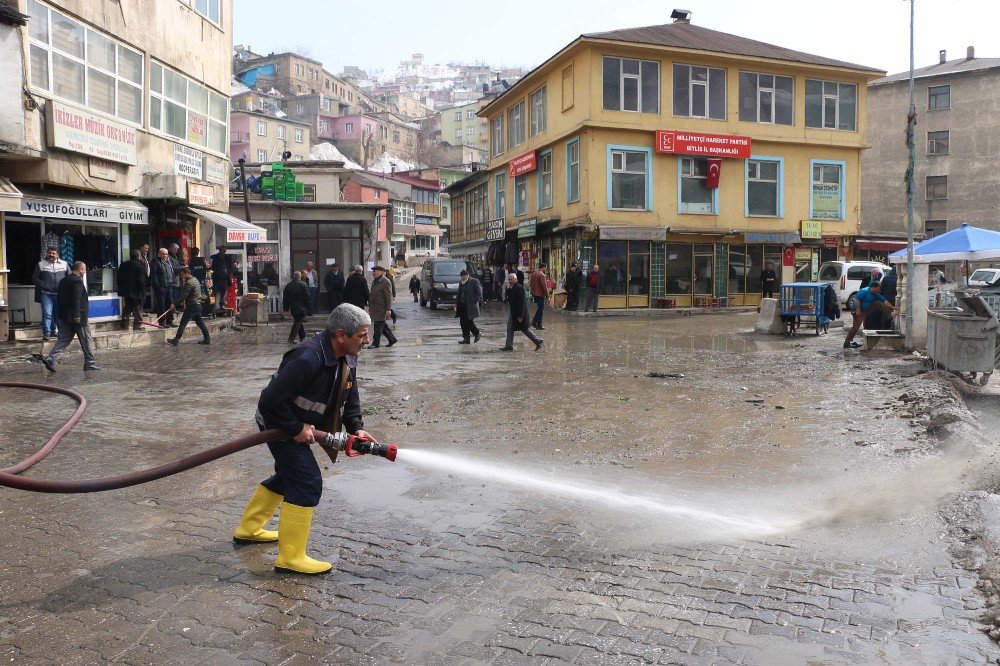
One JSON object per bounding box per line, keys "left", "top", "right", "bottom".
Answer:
{"left": 872, "top": 53, "right": 1000, "bottom": 86}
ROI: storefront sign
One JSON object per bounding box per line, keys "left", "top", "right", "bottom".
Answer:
{"left": 88, "top": 157, "right": 117, "bottom": 181}
{"left": 599, "top": 225, "right": 667, "bottom": 241}
{"left": 204, "top": 159, "right": 228, "bottom": 185}
{"left": 21, "top": 197, "right": 147, "bottom": 224}
{"left": 187, "top": 182, "right": 216, "bottom": 207}
{"left": 188, "top": 113, "right": 207, "bottom": 145}
{"left": 811, "top": 184, "right": 841, "bottom": 220}
{"left": 227, "top": 228, "right": 267, "bottom": 243}
{"left": 517, "top": 217, "right": 537, "bottom": 239}
{"left": 824, "top": 236, "right": 840, "bottom": 248}
{"left": 508, "top": 151, "right": 537, "bottom": 177}
{"left": 654, "top": 130, "right": 752, "bottom": 159}
{"left": 795, "top": 248, "right": 813, "bottom": 260}
{"left": 801, "top": 220, "right": 823, "bottom": 239}
{"left": 485, "top": 218, "right": 506, "bottom": 241}
{"left": 175, "top": 144, "right": 205, "bottom": 180}
{"left": 47, "top": 101, "right": 138, "bottom": 165}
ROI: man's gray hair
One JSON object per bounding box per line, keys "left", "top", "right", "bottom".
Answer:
{"left": 354, "top": 265, "right": 364, "bottom": 273}
{"left": 326, "top": 303, "right": 371, "bottom": 336}
{"left": 292, "top": 270, "right": 302, "bottom": 279}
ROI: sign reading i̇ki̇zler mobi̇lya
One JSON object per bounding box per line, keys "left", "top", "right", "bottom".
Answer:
{"left": 655, "top": 130, "right": 752, "bottom": 159}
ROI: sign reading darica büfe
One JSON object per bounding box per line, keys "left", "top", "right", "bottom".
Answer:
{"left": 655, "top": 130, "right": 752, "bottom": 159}
{"left": 47, "top": 102, "right": 138, "bottom": 165}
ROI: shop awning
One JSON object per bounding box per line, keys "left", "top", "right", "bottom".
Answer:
{"left": 17, "top": 188, "right": 148, "bottom": 224}
{"left": 415, "top": 223, "right": 442, "bottom": 236}
{"left": 745, "top": 232, "right": 801, "bottom": 244}
{"left": 0, "top": 177, "right": 22, "bottom": 213}
{"left": 188, "top": 207, "right": 267, "bottom": 243}
{"left": 856, "top": 238, "right": 908, "bottom": 251}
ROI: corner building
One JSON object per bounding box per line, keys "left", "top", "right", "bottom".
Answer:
{"left": 479, "top": 13, "right": 883, "bottom": 309}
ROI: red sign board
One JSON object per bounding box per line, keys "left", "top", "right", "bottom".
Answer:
{"left": 655, "top": 130, "right": 752, "bottom": 159}
{"left": 508, "top": 151, "right": 537, "bottom": 177}
{"left": 824, "top": 237, "right": 840, "bottom": 248}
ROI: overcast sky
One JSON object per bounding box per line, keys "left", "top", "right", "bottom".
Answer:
{"left": 235, "top": 0, "right": 1000, "bottom": 77}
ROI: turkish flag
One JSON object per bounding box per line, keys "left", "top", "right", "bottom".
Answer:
{"left": 706, "top": 158, "right": 722, "bottom": 188}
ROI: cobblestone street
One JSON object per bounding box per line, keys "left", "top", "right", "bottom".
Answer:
{"left": 1, "top": 300, "right": 997, "bottom": 665}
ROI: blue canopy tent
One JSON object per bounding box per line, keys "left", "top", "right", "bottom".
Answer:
{"left": 888, "top": 223, "right": 1000, "bottom": 264}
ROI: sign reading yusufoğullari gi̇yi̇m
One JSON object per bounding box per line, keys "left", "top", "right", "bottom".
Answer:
{"left": 47, "top": 102, "right": 138, "bottom": 165}
{"left": 21, "top": 197, "right": 147, "bottom": 224}
{"left": 654, "top": 130, "right": 752, "bottom": 159}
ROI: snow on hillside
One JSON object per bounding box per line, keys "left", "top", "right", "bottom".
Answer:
{"left": 369, "top": 152, "right": 418, "bottom": 174}
{"left": 309, "top": 143, "right": 363, "bottom": 169}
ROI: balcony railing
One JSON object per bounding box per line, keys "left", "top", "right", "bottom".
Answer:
{"left": 230, "top": 131, "right": 250, "bottom": 143}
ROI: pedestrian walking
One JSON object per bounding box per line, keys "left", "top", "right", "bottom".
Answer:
{"left": 168, "top": 243, "right": 184, "bottom": 306}
{"left": 408, "top": 274, "right": 420, "bottom": 302}
{"left": 454, "top": 269, "right": 483, "bottom": 344}
{"left": 387, "top": 264, "right": 397, "bottom": 297}
{"left": 482, "top": 266, "right": 494, "bottom": 302}
{"left": 282, "top": 271, "right": 311, "bottom": 344}
{"left": 233, "top": 304, "right": 375, "bottom": 574}
{"left": 33, "top": 247, "right": 70, "bottom": 341}
{"left": 151, "top": 247, "right": 176, "bottom": 327}
{"left": 844, "top": 278, "right": 897, "bottom": 349}
{"left": 42, "top": 261, "right": 98, "bottom": 372}
{"left": 529, "top": 264, "right": 549, "bottom": 330}
{"left": 117, "top": 250, "right": 147, "bottom": 331}
{"left": 760, "top": 261, "right": 778, "bottom": 299}
{"left": 584, "top": 264, "right": 600, "bottom": 312}
{"left": 343, "top": 265, "right": 369, "bottom": 309}
{"left": 367, "top": 266, "right": 397, "bottom": 348}
{"left": 515, "top": 266, "right": 525, "bottom": 286}
{"left": 209, "top": 245, "right": 233, "bottom": 315}
{"left": 500, "top": 272, "right": 543, "bottom": 352}
{"left": 167, "top": 266, "right": 210, "bottom": 346}
{"left": 563, "top": 263, "right": 582, "bottom": 311}
{"left": 495, "top": 265, "right": 507, "bottom": 301}
{"left": 302, "top": 261, "right": 319, "bottom": 314}
{"left": 323, "top": 263, "right": 345, "bottom": 310}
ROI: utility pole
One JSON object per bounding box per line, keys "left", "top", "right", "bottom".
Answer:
{"left": 904, "top": 0, "right": 917, "bottom": 346}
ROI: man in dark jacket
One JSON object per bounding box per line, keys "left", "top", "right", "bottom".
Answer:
{"left": 282, "top": 271, "right": 311, "bottom": 344}
{"left": 150, "top": 247, "right": 175, "bottom": 327}
{"left": 118, "top": 250, "right": 147, "bottom": 330}
{"left": 232, "top": 304, "right": 374, "bottom": 575}
{"left": 43, "top": 261, "right": 98, "bottom": 372}
{"left": 563, "top": 263, "right": 582, "bottom": 311}
{"left": 167, "top": 266, "right": 210, "bottom": 346}
{"left": 343, "top": 265, "right": 369, "bottom": 309}
{"left": 500, "top": 272, "right": 542, "bottom": 351}
{"left": 367, "top": 266, "right": 397, "bottom": 348}
{"left": 323, "top": 263, "right": 345, "bottom": 310}
{"left": 760, "top": 261, "right": 778, "bottom": 299}
{"left": 210, "top": 246, "right": 233, "bottom": 314}
{"left": 454, "top": 269, "right": 483, "bottom": 344}
{"left": 408, "top": 274, "right": 420, "bottom": 302}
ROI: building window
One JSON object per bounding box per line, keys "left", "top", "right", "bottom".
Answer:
{"left": 805, "top": 80, "right": 856, "bottom": 131}
{"left": 673, "top": 64, "right": 725, "bottom": 119}
{"left": 319, "top": 120, "right": 329, "bottom": 132}
{"left": 494, "top": 172, "right": 506, "bottom": 218}
{"left": 393, "top": 202, "right": 415, "bottom": 227}
{"left": 410, "top": 235, "right": 436, "bottom": 251}
{"left": 603, "top": 56, "right": 659, "bottom": 113}
{"left": 538, "top": 151, "right": 553, "bottom": 209}
{"left": 257, "top": 148, "right": 267, "bottom": 162}
{"left": 257, "top": 120, "right": 267, "bottom": 136}
{"left": 746, "top": 158, "right": 782, "bottom": 217}
{"left": 926, "top": 175, "right": 948, "bottom": 200}
{"left": 929, "top": 85, "right": 951, "bottom": 111}
{"left": 609, "top": 147, "right": 650, "bottom": 211}
{"left": 491, "top": 114, "right": 504, "bottom": 156}
{"left": 345, "top": 122, "right": 353, "bottom": 134}
{"left": 294, "top": 128, "right": 303, "bottom": 143}
{"left": 454, "top": 128, "right": 462, "bottom": 139}
{"left": 562, "top": 65, "right": 574, "bottom": 111}
{"left": 277, "top": 125, "right": 285, "bottom": 139}
{"left": 27, "top": 0, "right": 144, "bottom": 123}
{"left": 295, "top": 103, "right": 304, "bottom": 114}
{"left": 810, "top": 160, "right": 845, "bottom": 220}
{"left": 927, "top": 130, "right": 949, "bottom": 155}
{"left": 738, "top": 72, "right": 793, "bottom": 125}
{"left": 454, "top": 111, "right": 462, "bottom": 121}
{"left": 529, "top": 85, "right": 547, "bottom": 136}
{"left": 507, "top": 101, "right": 525, "bottom": 150}
{"left": 322, "top": 98, "right": 331, "bottom": 111}
{"left": 149, "top": 60, "right": 228, "bottom": 153}
{"left": 392, "top": 129, "right": 400, "bottom": 143}
{"left": 514, "top": 175, "right": 528, "bottom": 215}
{"left": 679, "top": 157, "right": 714, "bottom": 214}
{"left": 566, "top": 138, "right": 580, "bottom": 203}
{"left": 179, "top": 0, "right": 220, "bottom": 24}
{"left": 467, "top": 109, "right": 475, "bottom": 119}
{"left": 466, "top": 126, "right": 474, "bottom": 135}
{"left": 925, "top": 219, "right": 947, "bottom": 238}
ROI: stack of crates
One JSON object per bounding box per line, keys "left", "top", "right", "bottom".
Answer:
{"left": 261, "top": 163, "right": 300, "bottom": 202}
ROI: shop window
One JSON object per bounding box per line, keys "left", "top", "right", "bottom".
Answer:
{"left": 150, "top": 59, "right": 228, "bottom": 153}
{"left": 679, "top": 157, "right": 716, "bottom": 214}
{"left": 494, "top": 172, "right": 506, "bottom": 219}
{"left": 746, "top": 158, "right": 781, "bottom": 217}
{"left": 928, "top": 85, "right": 951, "bottom": 111}
{"left": 537, "top": 151, "right": 553, "bottom": 209}
{"left": 507, "top": 101, "right": 525, "bottom": 150}
{"left": 810, "top": 160, "right": 844, "bottom": 220}
{"left": 491, "top": 113, "right": 504, "bottom": 156}
{"left": 665, "top": 243, "right": 693, "bottom": 295}
{"left": 926, "top": 175, "right": 947, "bottom": 200}
{"left": 693, "top": 244, "right": 714, "bottom": 295}
{"left": 738, "top": 72, "right": 793, "bottom": 125}
{"left": 609, "top": 147, "right": 650, "bottom": 210}
{"left": 728, "top": 244, "right": 769, "bottom": 295}
{"left": 603, "top": 56, "right": 659, "bottom": 113}
{"left": 566, "top": 138, "right": 580, "bottom": 203}
{"left": 673, "top": 64, "right": 725, "bottom": 119}
{"left": 514, "top": 175, "right": 527, "bottom": 216}
{"left": 597, "top": 242, "right": 627, "bottom": 295}
{"left": 927, "top": 130, "right": 949, "bottom": 155}
{"left": 529, "top": 85, "right": 547, "bottom": 136}
{"left": 805, "top": 79, "right": 856, "bottom": 131}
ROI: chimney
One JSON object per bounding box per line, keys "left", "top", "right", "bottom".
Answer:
{"left": 967, "top": 45, "right": 975, "bottom": 60}
{"left": 939, "top": 49, "right": 947, "bottom": 64}
{"left": 670, "top": 8, "right": 691, "bottom": 23}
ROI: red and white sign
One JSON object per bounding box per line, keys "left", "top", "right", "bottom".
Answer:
{"left": 508, "top": 151, "right": 537, "bottom": 177}
{"left": 187, "top": 182, "right": 217, "bottom": 207}
{"left": 655, "top": 130, "right": 752, "bottom": 159}
{"left": 706, "top": 158, "right": 722, "bottom": 188}
{"left": 782, "top": 246, "right": 795, "bottom": 267}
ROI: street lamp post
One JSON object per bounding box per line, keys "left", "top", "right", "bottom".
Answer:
{"left": 904, "top": 0, "right": 917, "bottom": 346}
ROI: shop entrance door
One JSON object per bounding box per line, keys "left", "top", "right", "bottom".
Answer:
{"left": 627, "top": 242, "right": 649, "bottom": 308}
{"left": 596, "top": 240, "right": 650, "bottom": 309}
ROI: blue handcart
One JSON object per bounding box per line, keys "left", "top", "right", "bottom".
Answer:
{"left": 779, "top": 282, "right": 833, "bottom": 336}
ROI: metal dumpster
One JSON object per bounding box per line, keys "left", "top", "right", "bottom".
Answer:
{"left": 927, "top": 291, "right": 1000, "bottom": 385}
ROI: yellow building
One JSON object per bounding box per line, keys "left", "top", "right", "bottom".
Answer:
{"left": 479, "top": 12, "right": 884, "bottom": 308}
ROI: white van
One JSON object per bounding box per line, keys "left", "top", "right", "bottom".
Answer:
{"left": 817, "top": 260, "right": 892, "bottom": 307}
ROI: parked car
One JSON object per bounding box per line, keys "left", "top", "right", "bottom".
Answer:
{"left": 968, "top": 268, "right": 1000, "bottom": 292}
{"left": 817, "top": 260, "right": 892, "bottom": 308}
{"left": 419, "top": 259, "right": 475, "bottom": 309}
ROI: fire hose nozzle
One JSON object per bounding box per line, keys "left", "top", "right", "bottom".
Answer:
{"left": 320, "top": 432, "right": 397, "bottom": 462}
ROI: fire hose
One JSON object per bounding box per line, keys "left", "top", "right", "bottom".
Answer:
{"left": 0, "top": 382, "right": 396, "bottom": 494}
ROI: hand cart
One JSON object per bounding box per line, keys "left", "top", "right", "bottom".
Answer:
{"left": 779, "top": 282, "right": 832, "bottom": 336}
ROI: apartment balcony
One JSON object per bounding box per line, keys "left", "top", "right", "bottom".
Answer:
{"left": 230, "top": 131, "right": 250, "bottom": 143}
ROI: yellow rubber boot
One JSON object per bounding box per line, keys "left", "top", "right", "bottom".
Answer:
{"left": 233, "top": 485, "right": 282, "bottom": 544}
{"left": 274, "top": 502, "right": 332, "bottom": 575}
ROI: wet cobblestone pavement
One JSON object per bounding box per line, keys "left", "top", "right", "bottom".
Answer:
{"left": 1, "top": 299, "right": 997, "bottom": 664}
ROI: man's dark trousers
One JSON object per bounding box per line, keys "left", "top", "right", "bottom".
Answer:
{"left": 566, "top": 288, "right": 579, "bottom": 311}
{"left": 531, "top": 295, "right": 545, "bottom": 328}
{"left": 372, "top": 321, "right": 397, "bottom": 346}
{"left": 460, "top": 313, "right": 480, "bottom": 340}
{"left": 289, "top": 314, "right": 306, "bottom": 342}
{"left": 123, "top": 296, "right": 143, "bottom": 329}
{"left": 505, "top": 317, "right": 541, "bottom": 348}
{"left": 262, "top": 441, "right": 322, "bottom": 507}
{"left": 175, "top": 303, "right": 209, "bottom": 341}
{"left": 155, "top": 287, "right": 174, "bottom": 325}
